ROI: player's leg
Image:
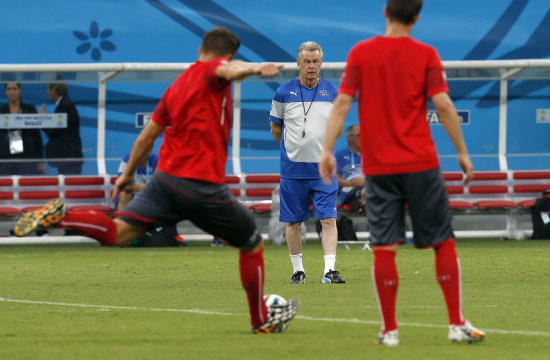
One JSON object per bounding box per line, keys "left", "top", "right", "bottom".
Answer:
{"left": 280, "top": 178, "right": 311, "bottom": 284}
{"left": 311, "top": 178, "right": 344, "bottom": 283}
{"left": 367, "top": 174, "right": 405, "bottom": 345}
{"left": 238, "top": 232, "right": 299, "bottom": 334}
{"left": 320, "top": 217, "right": 345, "bottom": 283}
{"left": 372, "top": 244, "right": 399, "bottom": 346}
{"left": 434, "top": 239, "right": 464, "bottom": 323}
{"left": 285, "top": 222, "right": 305, "bottom": 283}
{"left": 13, "top": 198, "right": 139, "bottom": 246}
{"left": 169, "top": 175, "right": 299, "bottom": 333}
{"left": 58, "top": 212, "right": 140, "bottom": 246}
{"left": 405, "top": 169, "right": 485, "bottom": 343}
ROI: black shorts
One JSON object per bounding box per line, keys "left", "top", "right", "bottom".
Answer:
{"left": 365, "top": 168, "right": 453, "bottom": 248}
{"left": 115, "top": 171, "right": 259, "bottom": 248}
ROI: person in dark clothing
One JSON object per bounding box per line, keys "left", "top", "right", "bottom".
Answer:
{"left": 0, "top": 82, "right": 45, "bottom": 175}
{"left": 39, "top": 81, "right": 83, "bottom": 174}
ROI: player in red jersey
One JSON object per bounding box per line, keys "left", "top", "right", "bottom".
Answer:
{"left": 14, "top": 27, "right": 299, "bottom": 334}
{"left": 319, "top": 0, "right": 484, "bottom": 346}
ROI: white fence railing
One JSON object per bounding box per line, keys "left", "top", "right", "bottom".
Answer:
{"left": 1, "top": 59, "right": 550, "bottom": 174}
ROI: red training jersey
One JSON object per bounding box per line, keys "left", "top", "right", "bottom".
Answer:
{"left": 152, "top": 58, "right": 232, "bottom": 184}
{"left": 339, "top": 36, "right": 449, "bottom": 175}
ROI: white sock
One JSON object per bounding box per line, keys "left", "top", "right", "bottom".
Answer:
{"left": 290, "top": 253, "right": 304, "bottom": 274}
{"left": 324, "top": 254, "right": 336, "bottom": 275}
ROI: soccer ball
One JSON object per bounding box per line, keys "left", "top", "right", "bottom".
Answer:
{"left": 263, "top": 294, "right": 287, "bottom": 307}
{"left": 263, "top": 294, "right": 288, "bottom": 332}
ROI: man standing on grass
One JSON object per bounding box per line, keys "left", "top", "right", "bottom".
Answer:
{"left": 14, "top": 27, "right": 299, "bottom": 335}
{"left": 270, "top": 41, "right": 345, "bottom": 285}
{"left": 318, "top": 0, "right": 485, "bottom": 346}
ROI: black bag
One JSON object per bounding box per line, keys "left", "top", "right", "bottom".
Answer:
{"left": 314, "top": 215, "right": 358, "bottom": 241}
{"left": 336, "top": 215, "right": 358, "bottom": 241}
{"left": 132, "top": 225, "right": 182, "bottom": 247}
{"left": 530, "top": 193, "right": 550, "bottom": 240}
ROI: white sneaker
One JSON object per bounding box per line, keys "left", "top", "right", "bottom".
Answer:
{"left": 374, "top": 329, "right": 399, "bottom": 346}
{"left": 448, "top": 320, "right": 485, "bottom": 343}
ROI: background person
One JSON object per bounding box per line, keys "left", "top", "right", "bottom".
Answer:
{"left": 15, "top": 27, "right": 299, "bottom": 334}
{"left": 115, "top": 151, "right": 158, "bottom": 211}
{"left": 319, "top": 0, "right": 485, "bottom": 346}
{"left": 39, "top": 80, "right": 83, "bottom": 174}
{"left": 270, "top": 41, "right": 345, "bottom": 285}
{"left": 335, "top": 124, "right": 365, "bottom": 212}
{"left": 0, "top": 83, "right": 45, "bottom": 175}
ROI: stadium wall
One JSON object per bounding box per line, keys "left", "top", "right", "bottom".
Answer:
{"left": 0, "top": 0, "right": 549, "bottom": 174}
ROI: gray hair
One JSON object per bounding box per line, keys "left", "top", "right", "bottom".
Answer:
{"left": 296, "top": 41, "right": 324, "bottom": 63}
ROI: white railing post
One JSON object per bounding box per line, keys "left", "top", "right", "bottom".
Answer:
{"left": 498, "top": 67, "right": 524, "bottom": 171}
{"left": 97, "top": 71, "right": 121, "bottom": 175}
{"left": 232, "top": 80, "right": 242, "bottom": 175}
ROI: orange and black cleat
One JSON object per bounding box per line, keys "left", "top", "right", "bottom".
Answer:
{"left": 14, "top": 199, "right": 68, "bottom": 237}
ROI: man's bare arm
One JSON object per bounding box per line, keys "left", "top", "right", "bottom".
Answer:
{"left": 216, "top": 61, "right": 282, "bottom": 81}
{"left": 271, "top": 122, "right": 282, "bottom": 144}
{"left": 432, "top": 92, "right": 473, "bottom": 185}
{"left": 112, "top": 120, "right": 164, "bottom": 200}
{"left": 319, "top": 93, "right": 354, "bottom": 185}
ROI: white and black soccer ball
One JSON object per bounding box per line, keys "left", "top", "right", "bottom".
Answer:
{"left": 263, "top": 294, "right": 287, "bottom": 307}
{"left": 263, "top": 294, "right": 288, "bottom": 332}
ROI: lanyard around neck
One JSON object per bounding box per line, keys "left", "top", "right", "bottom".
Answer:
{"left": 299, "top": 79, "right": 319, "bottom": 138}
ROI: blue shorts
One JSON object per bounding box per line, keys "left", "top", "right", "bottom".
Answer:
{"left": 279, "top": 177, "right": 338, "bottom": 223}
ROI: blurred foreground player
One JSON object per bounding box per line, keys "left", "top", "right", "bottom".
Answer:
{"left": 318, "top": 0, "right": 485, "bottom": 346}
{"left": 14, "top": 27, "right": 299, "bottom": 334}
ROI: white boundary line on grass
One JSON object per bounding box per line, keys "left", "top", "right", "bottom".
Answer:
{"left": 2, "top": 297, "right": 549, "bottom": 338}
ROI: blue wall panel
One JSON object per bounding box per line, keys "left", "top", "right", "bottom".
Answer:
{"left": 0, "top": 0, "right": 549, "bottom": 174}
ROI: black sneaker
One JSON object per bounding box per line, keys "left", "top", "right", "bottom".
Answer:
{"left": 289, "top": 271, "right": 306, "bottom": 284}
{"left": 252, "top": 298, "right": 301, "bottom": 334}
{"left": 322, "top": 270, "right": 346, "bottom": 284}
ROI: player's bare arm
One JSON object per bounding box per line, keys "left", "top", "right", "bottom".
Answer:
{"left": 319, "top": 93, "right": 354, "bottom": 185}
{"left": 216, "top": 61, "right": 283, "bottom": 81}
{"left": 338, "top": 174, "right": 365, "bottom": 188}
{"left": 270, "top": 122, "right": 282, "bottom": 143}
{"left": 432, "top": 92, "right": 474, "bottom": 185}
{"left": 112, "top": 120, "right": 165, "bottom": 200}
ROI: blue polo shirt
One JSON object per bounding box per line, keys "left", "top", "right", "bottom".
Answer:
{"left": 269, "top": 78, "right": 337, "bottom": 179}
{"left": 335, "top": 147, "right": 363, "bottom": 203}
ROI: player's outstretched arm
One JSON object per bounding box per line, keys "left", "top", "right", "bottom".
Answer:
{"left": 432, "top": 92, "right": 473, "bottom": 185}
{"left": 112, "top": 120, "right": 164, "bottom": 201}
{"left": 319, "top": 93, "right": 354, "bottom": 185}
{"left": 216, "top": 61, "right": 283, "bottom": 81}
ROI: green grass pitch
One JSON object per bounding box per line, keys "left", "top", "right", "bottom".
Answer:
{"left": 0, "top": 238, "right": 549, "bottom": 359}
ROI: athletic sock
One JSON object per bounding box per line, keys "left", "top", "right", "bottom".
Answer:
{"left": 372, "top": 248, "right": 399, "bottom": 333}
{"left": 290, "top": 253, "right": 304, "bottom": 274}
{"left": 56, "top": 211, "right": 116, "bottom": 246}
{"left": 239, "top": 248, "right": 267, "bottom": 328}
{"left": 323, "top": 254, "right": 336, "bottom": 275}
{"left": 435, "top": 238, "right": 465, "bottom": 325}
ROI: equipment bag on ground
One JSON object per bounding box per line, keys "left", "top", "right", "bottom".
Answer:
{"left": 336, "top": 215, "right": 358, "bottom": 241}
{"left": 530, "top": 190, "right": 550, "bottom": 240}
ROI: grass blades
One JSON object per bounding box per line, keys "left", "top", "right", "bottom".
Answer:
{"left": 0, "top": 238, "right": 549, "bottom": 359}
